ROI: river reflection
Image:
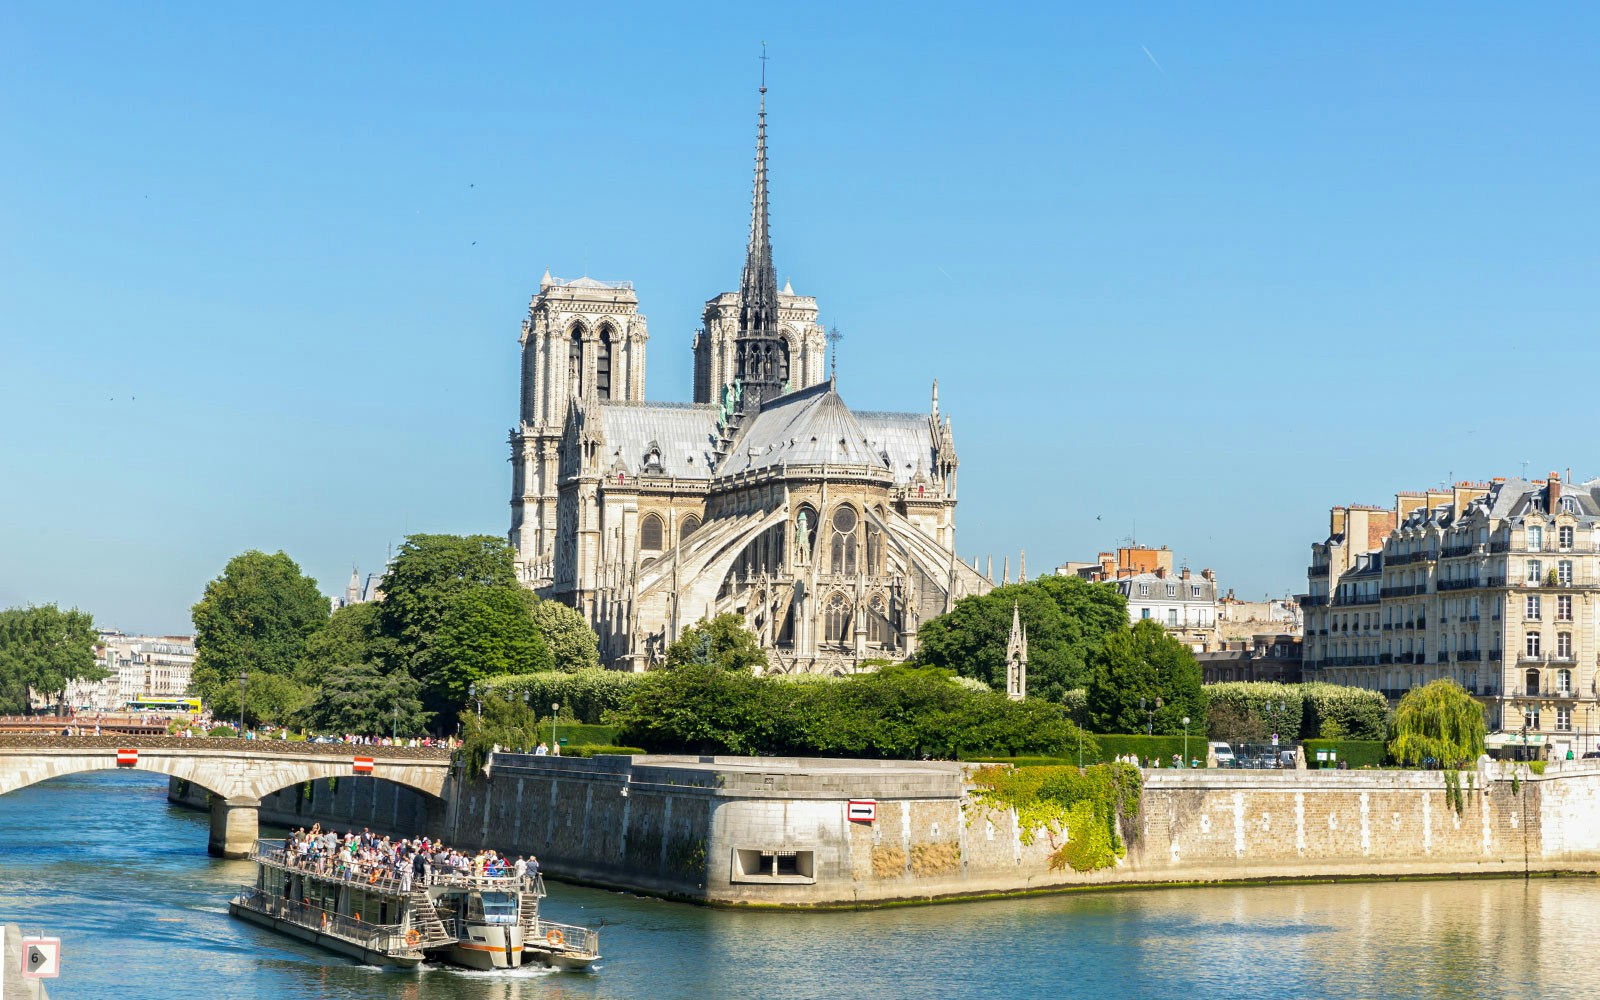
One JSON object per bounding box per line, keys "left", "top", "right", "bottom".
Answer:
{"left": 0, "top": 771, "right": 1594, "bottom": 999}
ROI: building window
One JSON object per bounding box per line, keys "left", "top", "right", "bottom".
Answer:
{"left": 1527, "top": 560, "right": 1542, "bottom": 585}
{"left": 824, "top": 592, "right": 852, "bottom": 645}
{"left": 1167, "top": 608, "right": 1178, "bottom": 626}
{"left": 568, "top": 327, "right": 584, "bottom": 398}
{"left": 1560, "top": 525, "right": 1575, "bottom": 549}
{"left": 1526, "top": 595, "right": 1541, "bottom": 620}
{"left": 829, "top": 506, "right": 858, "bottom": 575}
{"left": 1526, "top": 632, "right": 1541, "bottom": 658}
{"left": 1190, "top": 585, "right": 1200, "bottom": 598}
{"left": 868, "top": 595, "right": 893, "bottom": 647}
{"left": 640, "top": 513, "right": 664, "bottom": 552}
{"left": 1557, "top": 595, "right": 1573, "bottom": 621}
{"left": 1139, "top": 584, "right": 1150, "bottom": 597}
{"left": 1556, "top": 706, "right": 1572, "bottom": 731}
{"left": 1557, "top": 632, "right": 1572, "bottom": 658}
{"left": 1557, "top": 668, "right": 1573, "bottom": 695}
{"left": 1141, "top": 608, "right": 1152, "bottom": 619}
{"left": 680, "top": 514, "right": 701, "bottom": 541}
{"left": 596, "top": 325, "right": 614, "bottom": 399}
{"left": 1525, "top": 705, "right": 1541, "bottom": 730}
{"left": 1562, "top": 497, "right": 1578, "bottom": 514}
{"left": 1558, "top": 560, "right": 1573, "bottom": 586}
{"left": 1528, "top": 525, "right": 1544, "bottom": 551}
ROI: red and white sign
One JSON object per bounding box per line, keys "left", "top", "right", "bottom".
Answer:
{"left": 847, "top": 799, "right": 877, "bottom": 823}
{"left": 21, "top": 936, "right": 60, "bottom": 979}
{"left": 352, "top": 756, "right": 374, "bottom": 774}
{"left": 116, "top": 748, "right": 138, "bottom": 767}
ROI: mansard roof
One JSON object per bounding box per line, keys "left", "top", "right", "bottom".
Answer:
{"left": 597, "top": 400, "right": 718, "bottom": 479}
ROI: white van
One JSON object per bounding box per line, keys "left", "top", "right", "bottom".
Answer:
{"left": 1209, "top": 741, "right": 1236, "bottom": 767}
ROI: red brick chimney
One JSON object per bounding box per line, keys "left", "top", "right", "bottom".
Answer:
{"left": 1548, "top": 472, "right": 1562, "bottom": 512}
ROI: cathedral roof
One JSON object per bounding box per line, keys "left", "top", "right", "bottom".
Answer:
{"left": 855, "top": 410, "right": 939, "bottom": 487}
{"left": 598, "top": 400, "right": 718, "bottom": 479}
{"left": 718, "top": 381, "right": 895, "bottom": 477}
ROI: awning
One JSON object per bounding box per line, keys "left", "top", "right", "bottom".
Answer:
{"left": 1485, "top": 732, "right": 1547, "bottom": 748}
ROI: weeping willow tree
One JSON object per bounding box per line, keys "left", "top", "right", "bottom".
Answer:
{"left": 1387, "top": 679, "right": 1487, "bottom": 767}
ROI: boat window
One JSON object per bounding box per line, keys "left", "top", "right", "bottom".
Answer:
{"left": 479, "top": 892, "right": 519, "bottom": 925}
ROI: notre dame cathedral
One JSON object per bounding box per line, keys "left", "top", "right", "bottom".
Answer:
{"left": 508, "top": 84, "right": 992, "bottom": 673}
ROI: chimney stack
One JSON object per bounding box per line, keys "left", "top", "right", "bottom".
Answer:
{"left": 1548, "top": 472, "right": 1562, "bottom": 513}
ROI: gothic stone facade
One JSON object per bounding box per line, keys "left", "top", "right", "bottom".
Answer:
{"left": 508, "top": 92, "right": 990, "bottom": 673}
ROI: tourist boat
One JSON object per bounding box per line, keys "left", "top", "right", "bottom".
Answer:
{"left": 229, "top": 839, "right": 601, "bottom": 971}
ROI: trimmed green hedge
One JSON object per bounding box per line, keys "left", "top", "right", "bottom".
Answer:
{"left": 560, "top": 744, "right": 647, "bottom": 758}
{"left": 546, "top": 722, "right": 620, "bottom": 747}
{"left": 1302, "top": 739, "right": 1387, "bottom": 768}
{"left": 973, "top": 734, "right": 1206, "bottom": 767}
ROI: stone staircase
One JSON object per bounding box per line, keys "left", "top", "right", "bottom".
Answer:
{"left": 406, "top": 891, "right": 456, "bottom": 949}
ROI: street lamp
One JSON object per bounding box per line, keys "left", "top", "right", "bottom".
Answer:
{"left": 1140, "top": 696, "right": 1163, "bottom": 736}
{"left": 551, "top": 702, "right": 560, "bottom": 750}
{"left": 469, "top": 683, "right": 482, "bottom": 718}
{"left": 391, "top": 705, "right": 398, "bottom": 741}
{"left": 1183, "top": 716, "right": 1191, "bottom": 767}
{"left": 237, "top": 671, "right": 247, "bottom": 737}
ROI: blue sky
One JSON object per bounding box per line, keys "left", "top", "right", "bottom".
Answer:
{"left": 5, "top": 3, "right": 1599, "bottom": 635}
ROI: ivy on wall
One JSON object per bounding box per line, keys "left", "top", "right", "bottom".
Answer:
{"left": 968, "top": 763, "right": 1142, "bottom": 872}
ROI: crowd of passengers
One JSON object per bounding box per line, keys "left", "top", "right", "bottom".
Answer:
{"left": 280, "top": 824, "right": 539, "bottom": 893}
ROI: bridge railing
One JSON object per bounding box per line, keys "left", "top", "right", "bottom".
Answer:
{"left": 0, "top": 734, "right": 455, "bottom": 759}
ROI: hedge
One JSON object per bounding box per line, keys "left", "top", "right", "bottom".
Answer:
{"left": 477, "top": 669, "right": 640, "bottom": 724}
{"left": 1302, "top": 739, "right": 1387, "bottom": 769}
{"left": 975, "top": 734, "right": 1207, "bottom": 767}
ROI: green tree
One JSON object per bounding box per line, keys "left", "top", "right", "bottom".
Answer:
{"left": 376, "top": 534, "right": 520, "bottom": 659}
{"left": 292, "top": 603, "right": 427, "bottom": 735}
{"left": 1387, "top": 679, "right": 1486, "bottom": 767}
{"left": 421, "top": 587, "right": 551, "bottom": 708}
{"left": 531, "top": 598, "right": 600, "bottom": 671}
{"left": 618, "top": 663, "right": 780, "bottom": 754}
{"left": 0, "top": 604, "right": 103, "bottom": 714}
{"left": 665, "top": 613, "right": 768, "bottom": 672}
{"left": 914, "top": 576, "right": 1128, "bottom": 702}
{"left": 1085, "top": 619, "right": 1207, "bottom": 735}
{"left": 189, "top": 551, "right": 328, "bottom": 715}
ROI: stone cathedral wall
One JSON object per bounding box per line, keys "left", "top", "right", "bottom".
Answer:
{"left": 171, "top": 757, "right": 1600, "bottom": 907}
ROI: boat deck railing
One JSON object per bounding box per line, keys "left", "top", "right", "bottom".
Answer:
{"left": 532, "top": 917, "right": 600, "bottom": 958}
{"left": 235, "top": 885, "right": 417, "bottom": 956}
{"left": 252, "top": 841, "right": 546, "bottom": 897}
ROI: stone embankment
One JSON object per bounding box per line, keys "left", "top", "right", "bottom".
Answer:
{"left": 171, "top": 752, "right": 1600, "bottom": 907}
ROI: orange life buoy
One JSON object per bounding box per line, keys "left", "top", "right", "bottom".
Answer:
{"left": 368, "top": 870, "right": 379, "bottom": 884}
{"left": 546, "top": 928, "right": 564, "bottom": 947}
{"left": 405, "top": 929, "right": 420, "bottom": 947}
{"left": 321, "top": 913, "right": 328, "bottom": 930}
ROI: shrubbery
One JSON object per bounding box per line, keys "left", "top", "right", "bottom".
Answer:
{"left": 477, "top": 669, "right": 640, "bottom": 724}
{"left": 968, "top": 763, "right": 1141, "bottom": 871}
{"left": 612, "top": 663, "right": 1092, "bottom": 759}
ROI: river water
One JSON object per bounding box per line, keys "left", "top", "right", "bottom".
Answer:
{"left": 1, "top": 771, "right": 1597, "bottom": 999}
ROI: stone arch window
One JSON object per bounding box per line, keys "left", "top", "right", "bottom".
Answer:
{"left": 1525, "top": 667, "right": 1541, "bottom": 696}
{"left": 596, "top": 324, "right": 615, "bottom": 399}
{"left": 568, "top": 326, "right": 584, "bottom": 398}
{"left": 824, "top": 591, "right": 852, "bottom": 645}
{"left": 794, "top": 504, "right": 818, "bottom": 563}
{"left": 680, "top": 514, "right": 701, "bottom": 541}
{"left": 776, "top": 337, "right": 792, "bottom": 388}
{"left": 866, "top": 508, "right": 885, "bottom": 574}
{"left": 640, "top": 513, "right": 665, "bottom": 553}
{"left": 830, "top": 505, "right": 859, "bottom": 575}
{"left": 868, "top": 594, "right": 893, "bottom": 647}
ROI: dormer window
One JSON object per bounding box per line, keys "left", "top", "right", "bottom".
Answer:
{"left": 1562, "top": 496, "right": 1578, "bottom": 514}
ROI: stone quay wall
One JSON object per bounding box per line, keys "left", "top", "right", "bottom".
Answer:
{"left": 171, "top": 755, "right": 1600, "bottom": 907}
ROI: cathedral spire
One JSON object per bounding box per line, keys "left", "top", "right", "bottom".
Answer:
{"left": 734, "top": 46, "right": 784, "bottom": 412}
{"left": 1006, "top": 601, "right": 1028, "bottom": 701}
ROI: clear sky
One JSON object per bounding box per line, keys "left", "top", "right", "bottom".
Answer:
{"left": 5, "top": 3, "right": 1600, "bottom": 635}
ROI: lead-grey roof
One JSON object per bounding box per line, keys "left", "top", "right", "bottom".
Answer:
{"left": 598, "top": 400, "right": 718, "bottom": 479}
{"left": 718, "top": 382, "right": 894, "bottom": 477}
{"left": 855, "top": 411, "right": 937, "bottom": 486}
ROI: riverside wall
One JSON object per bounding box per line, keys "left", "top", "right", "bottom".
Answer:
{"left": 171, "top": 756, "right": 1600, "bottom": 907}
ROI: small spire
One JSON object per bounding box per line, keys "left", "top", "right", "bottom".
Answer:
{"left": 541, "top": 266, "right": 552, "bottom": 288}
{"left": 782, "top": 277, "right": 793, "bottom": 295}
{"left": 931, "top": 379, "right": 939, "bottom": 417}
{"left": 986, "top": 555, "right": 993, "bottom": 582}
{"left": 1002, "top": 556, "right": 1010, "bottom": 586}
{"left": 827, "top": 325, "right": 843, "bottom": 382}
{"left": 1019, "top": 549, "right": 1026, "bottom": 582}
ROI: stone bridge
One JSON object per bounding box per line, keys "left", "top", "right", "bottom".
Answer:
{"left": 0, "top": 735, "right": 455, "bottom": 856}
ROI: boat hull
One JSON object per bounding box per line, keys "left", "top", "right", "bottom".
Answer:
{"left": 229, "top": 899, "right": 422, "bottom": 969}
{"left": 446, "top": 923, "right": 524, "bottom": 969}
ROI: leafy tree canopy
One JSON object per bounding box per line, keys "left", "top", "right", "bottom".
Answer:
{"left": 376, "top": 534, "right": 520, "bottom": 658}
{"left": 1085, "top": 619, "right": 1207, "bottom": 735}
{"left": 665, "top": 613, "right": 768, "bottom": 672}
{"left": 1388, "top": 679, "right": 1486, "bottom": 767}
{"left": 531, "top": 598, "right": 600, "bottom": 671}
{"left": 915, "top": 576, "right": 1128, "bottom": 702}
{"left": 0, "top": 604, "right": 103, "bottom": 714}
{"left": 291, "top": 602, "right": 427, "bottom": 735}
{"left": 419, "top": 586, "right": 551, "bottom": 710}
{"left": 190, "top": 550, "right": 328, "bottom": 712}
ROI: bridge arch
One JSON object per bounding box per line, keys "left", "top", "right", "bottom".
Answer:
{"left": 0, "top": 737, "right": 453, "bottom": 857}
